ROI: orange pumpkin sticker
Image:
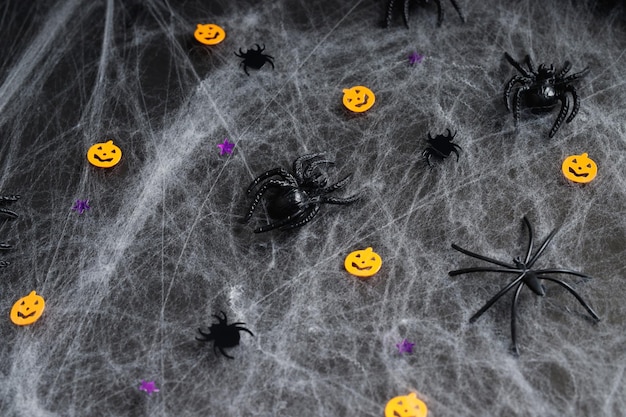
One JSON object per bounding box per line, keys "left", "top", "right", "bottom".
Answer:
{"left": 384, "top": 393, "right": 428, "bottom": 417}
{"left": 87, "top": 140, "right": 122, "bottom": 168}
{"left": 10, "top": 291, "right": 45, "bottom": 326}
{"left": 342, "top": 86, "right": 375, "bottom": 113}
{"left": 344, "top": 247, "right": 382, "bottom": 278}
{"left": 562, "top": 153, "right": 597, "bottom": 184}
{"left": 194, "top": 23, "right": 226, "bottom": 46}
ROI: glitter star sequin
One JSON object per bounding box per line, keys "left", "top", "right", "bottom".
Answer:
{"left": 217, "top": 138, "right": 235, "bottom": 155}
{"left": 71, "top": 199, "right": 90, "bottom": 214}
{"left": 139, "top": 380, "right": 160, "bottom": 395}
{"left": 396, "top": 339, "right": 415, "bottom": 354}
{"left": 408, "top": 51, "right": 424, "bottom": 65}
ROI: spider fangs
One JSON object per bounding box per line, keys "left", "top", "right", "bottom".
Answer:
{"left": 503, "top": 52, "right": 589, "bottom": 138}
{"left": 449, "top": 216, "right": 600, "bottom": 355}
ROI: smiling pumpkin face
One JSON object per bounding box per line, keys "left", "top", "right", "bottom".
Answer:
{"left": 10, "top": 291, "right": 45, "bottom": 326}
{"left": 561, "top": 153, "right": 597, "bottom": 184}
{"left": 344, "top": 247, "right": 382, "bottom": 278}
{"left": 384, "top": 393, "right": 428, "bottom": 417}
{"left": 194, "top": 23, "right": 226, "bottom": 46}
{"left": 87, "top": 140, "right": 122, "bottom": 168}
{"left": 342, "top": 86, "right": 376, "bottom": 113}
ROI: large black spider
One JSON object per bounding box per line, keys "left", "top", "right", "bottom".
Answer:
{"left": 422, "top": 129, "right": 461, "bottom": 166}
{"left": 197, "top": 311, "right": 254, "bottom": 359}
{"left": 235, "top": 44, "right": 274, "bottom": 76}
{"left": 503, "top": 52, "right": 589, "bottom": 138}
{"left": 384, "top": 0, "right": 465, "bottom": 28}
{"left": 449, "top": 216, "right": 600, "bottom": 355}
{"left": 0, "top": 195, "right": 19, "bottom": 267}
{"left": 245, "top": 153, "right": 360, "bottom": 233}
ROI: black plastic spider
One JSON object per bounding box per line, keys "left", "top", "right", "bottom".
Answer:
{"left": 196, "top": 311, "right": 254, "bottom": 359}
{"left": 503, "top": 52, "right": 589, "bottom": 138}
{"left": 384, "top": 0, "right": 465, "bottom": 28}
{"left": 449, "top": 216, "right": 600, "bottom": 355}
{"left": 245, "top": 153, "right": 360, "bottom": 233}
{"left": 235, "top": 44, "right": 274, "bottom": 76}
{"left": 422, "top": 129, "right": 461, "bottom": 166}
{"left": 0, "top": 195, "right": 19, "bottom": 267}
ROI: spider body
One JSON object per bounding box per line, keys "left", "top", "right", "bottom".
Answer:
{"left": 0, "top": 195, "right": 19, "bottom": 267}
{"left": 422, "top": 129, "right": 461, "bottom": 166}
{"left": 449, "top": 216, "right": 599, "bottom": 355}
{"left": 384, "top": 0, "right": 465, "bottom": 28}
{"left": 245, "top": 153, "right": 360, "bottom": 233}
{"left": 197, "top": 311, "right": 254, "bottom": 359}
{"left": 235, "top": 44, "right": 274, "bottom": 76}
{"left": 503, "top": 52, "right": 589, "bottom": 138}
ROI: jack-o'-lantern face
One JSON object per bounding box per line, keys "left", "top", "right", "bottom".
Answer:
{"left": 561, "top": 153, "right": 597, "bottom": 184}
{"left": 344, "top": 247, "right": 382, "bottom": 278}
{"left": 194, "top": 23, "right": 226, "bottom": 46}
{"left": 342, "top": 86, "right": 376, "bottom": 113}
{"left": 87, "top": 140, "right": 122, "bottom": 168}
{"left": 384, "top": 393, "right": 428, "bottom": 417}
{"left": 10, "top": 291, "right": 45, "bottom": 326}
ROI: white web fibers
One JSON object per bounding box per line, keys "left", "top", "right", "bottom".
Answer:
{"left": 0, "top": 0, "right": 624, "bottom": 416}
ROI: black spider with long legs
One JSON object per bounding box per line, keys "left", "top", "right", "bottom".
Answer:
{"left": 503, "top": 52, "right": 589, "bottom": 138}
{"left": 245, "top": 154, "right": 360, "bottom": 233}
{"left": 384, "top": 0, "right": 465, "bottom": 28}
{"left": 449, "top": 216, "right": 599, "bottom": 355}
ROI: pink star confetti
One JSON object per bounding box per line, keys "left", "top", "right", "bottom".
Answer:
{"left": 71, "top": 199, "right": 90, "bottom": 214}
{"left": 217, "top": 138, "right": 235, "bottom": 155}
{"left": 408, "top": 51, "right": 424, "bottom": 65}
{"left": 396, "top": 338, "right": 415, "bottom": 354}
{"left": 138, "top": 380, "right": 159, "bottom": 395}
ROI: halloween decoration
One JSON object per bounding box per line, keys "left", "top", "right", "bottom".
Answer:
{"left": 197, "top": 311, "right": 254, "bottom": 359}
{"left": 193, "top": 23, "right": 226, "bottom": 46}
{"left": 396, "top": 339, "right": 415, "bottom": 354}
{"left": 342, "top": 86, "right": 376, "bottom": 113}
{"left": 422, "top": 129, "right": 461, "bottom": 166}
{"left": 87, "top": 140, "right": 122, "bottom": 168}
{"left": 384, "top": 393, "right": 428, "bottom": 417}
{"left": 384, "top": 0, "right": 465, "bottom": 28}
{"left": 344, "top": 247, "right": 382, "bottom": 278}
{"left": 0, "top": 194, "right": 19, "bottom": 267}
{"left": 449, "top": 216, "right": 600, "bottom": 355}
{"left": 138, "top": 380, "right": 160, "bottom": 395}
{"left": 71, "top": 199, "right": 90, "bottom": 214}
{"left": 10, "top": 291, "right": 46, "bottom": 326}
{"left": 245, "top": 153, "right": 360, "bottom": 233}
{"left": 503, "top": 52, "right": 589, "bottom": 138}
{"left": 217, "top": 138, "right": 234, "bottom": 155}
{"left": 561, "top": 153, "right": 597, "bottom": 184}
{"left": 235, "top": 44, "right": 274, "bottom": 76}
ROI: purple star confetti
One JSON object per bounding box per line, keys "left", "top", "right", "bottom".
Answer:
{"left": 71, "top": 199, "right": 90, "bottom": 214}
{"left": 139, "top": 380, "right": 160, "bottom": 395}
{"left": 408, "top": 51, "right": 424, "bottom": 65}
{"left": 396, "top": 338, "right": 415, "bottom": 354}
{"left": 217, "top": 138, "right": 235, "bottom": 155}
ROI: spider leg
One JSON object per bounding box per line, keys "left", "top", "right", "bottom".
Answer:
{"left": 510, "top": 281, "right": 524, "bottom": 356}
{"left": 267, "top": 57, "right": 275, "bottom": 70}
{"left": 470, "top": 274, "right": 526, "bottom": 323}
{"left": 218, "top": 346, "right": 235, "bottom": 360}
{"left": 245, "top": 179, "right": 296, "bottom": 222}
{"left": 196, "top": 329, "right": 213, "bottom": 341}
{"left": 0, "top": 195, "right": 19, "bottom": 203}
{"left": 277, "top": 205, "right": 320, "bottom": 231}
{"left": 504, "top": 53, "right": 532, "bottom": 78}
{"left": 549, "top": 93, "right": 570, "bottom": 138}
{"left": 234, "top": 326, "right": 255, "bottom": 337}
{"left": 556, "top": 61, "right": 572, "bottom": 78}
{"left": 448, "top": 0, "right": 466, "bottom": 22}
{"left": 561, "top": 67, "right": 589, "bottom": 83}
{"left": 504, "top": 76, "right": 527, "bottom": 111}
{"left": 0, "top": 208, "right": 18, "bottom": 219}
{"left": 535, "top": 268, "right": 591, "bottom": 279}
{"left": 234, "top": 48, "right": 244, "bottom": 58}
{"left": 319, "top": 194, "right": 360, "bottom": 205}
{"left": 449, "top": 266, "right": 522, "bottom": 276}
{"left": 513, "top": 85, "right": 530, "bottom": 127}
{"left": 243, "top": 64, "right": 250, "bottom": 76}
{"left": 451, "top": 243, "right": 516, "bottom": 269}
{"left": 384, "top": 0, "right": 395, "bottom": 27}
{"left": 293, "top": 154, "right": 322, "bottom": 181}
{"left": 403, "top": 0, "right": 410, "bottom": 28}
{"left": 564, "top": 86, "right": 580, "bottom": 123}
{"left": 0, "top": 243, "right": 11, "bottom": 250}
{"left": 323, "top": 174, "right": 351, "bottom": 193}
{"left": 0, "top": 261, "right": 9, "bottom": 267}
{"left": 527, "top": 227, "right": 558, "bottom": 268}
{"left": 451, "top": 147, "right": 460, "bottom": 162}
{"left": 422, "top": 149, "right": 433, "bottom": 167}
{"left": 522, "top": 216, "right": 534, "bottom": 264}
{"left": 304, "top": 159, "right": 335, "bottom": 180}
{"left": 247, "top": 168, "right": 292, "bottom": 193}
{"left": 541, "top": 277, "right": 600, "bottom": 320}
{"left": 433, "top": 0, "right": 443, "bottom": 27}
{"left": 524, "top": 55, "right": 536, "bottom": 74}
